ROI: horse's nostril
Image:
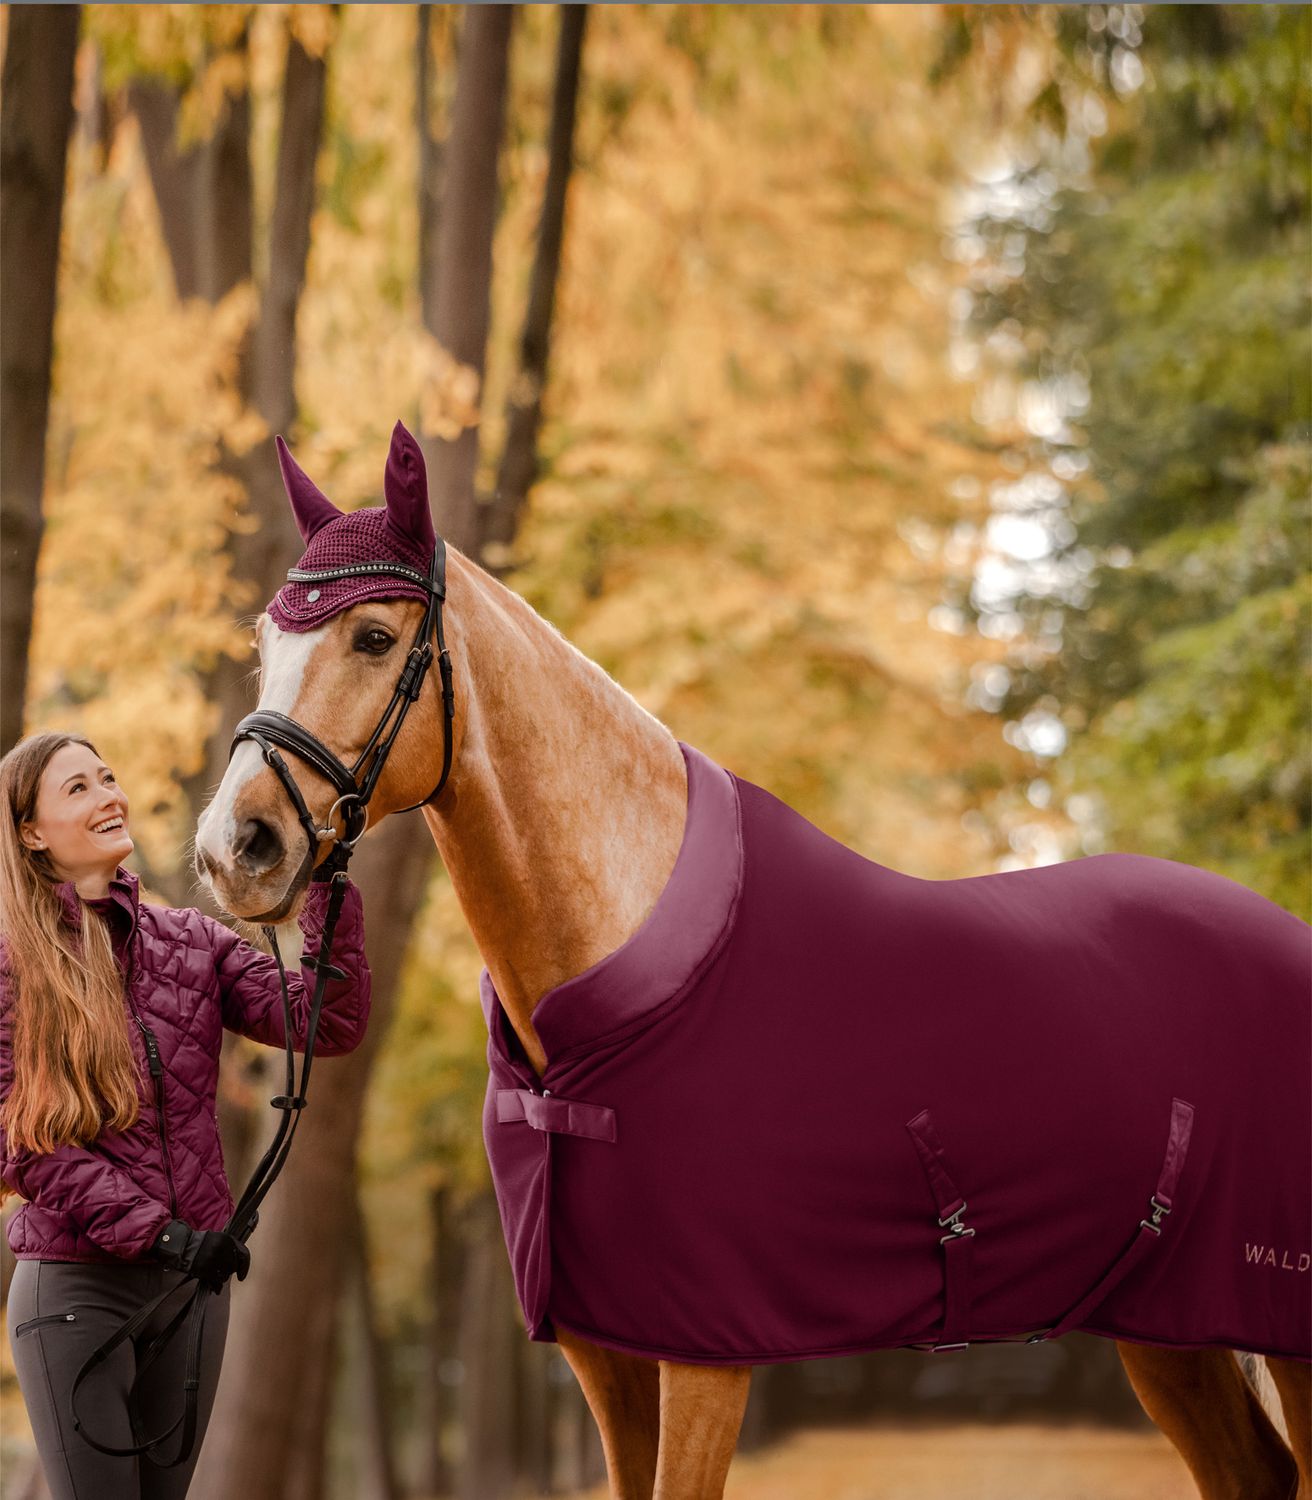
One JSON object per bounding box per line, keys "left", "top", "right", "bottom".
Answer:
{"left": 234, "top": 818, "right": 284, "bottom": 874}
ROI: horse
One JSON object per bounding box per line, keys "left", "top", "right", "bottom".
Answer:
{"left": 194, "top": 423, "right": 1310, "bottom": 1500}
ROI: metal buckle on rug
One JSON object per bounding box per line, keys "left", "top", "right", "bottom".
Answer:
{"left": 1140, "top": 1195, "right": 1171, "bottom": 1236}
{"left": 938, "top": 1202, "right": 975, "bottom": 1244}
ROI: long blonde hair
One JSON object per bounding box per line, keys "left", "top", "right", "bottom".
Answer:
{"left": 0, "top": 732, "right": 141, "bottom": 1202}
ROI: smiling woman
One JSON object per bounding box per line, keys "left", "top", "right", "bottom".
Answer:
{"left": 0, "top": 730, "right": 373, "bottom": 1498}
{"left": 17, "top": 741, "right": 135, "bottom": 897}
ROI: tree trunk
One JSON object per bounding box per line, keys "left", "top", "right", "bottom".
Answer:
{"left": 515, "top": 1338, "right": 557, "bottom": 1494}
{"left": 347, "top": 1182, "right": 403, "bottom": 1500}
{"left": 457, "top": 1191, "right": 519, "bottom": 1500}
{"left": 281, "top": 1269, "right": 338, "bottom": 1500}
{"left": 127, "top": 17, "right": 253, "bottom": 312}
{"left": 127, "top": 77, "right": 202, "bottom": 300}
{"left": 195, "top": 25, "right": 253, "bottom": 306}
{"left": 253, "top": 32, "right": 328, "bottom": 435}
{"left": 0, "top": 4, "right": 80, "bottom": 757}
{"left": 484, "top": 4, "right": 587, "bottom": 565}
{"left": 126, "top": 22, "right": 252, "bottom": 310}
{"left": 423, "top": 1182, "right": 462, "bottom": 1497}
{"left": 416, "top": 5, "right": 444, "bottom": 335}
{"left": 737, "top": 1363, "right": 781, "bottom": 1453}
{"left": 424, "top": 4, "right": 515, "bottom": 547}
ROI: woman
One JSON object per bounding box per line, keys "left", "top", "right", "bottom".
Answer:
{"left": 0, "top": 731, "right": 371, "bottom": 1499}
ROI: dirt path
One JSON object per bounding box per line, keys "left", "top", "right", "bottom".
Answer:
{"left": 571, "top": 1423, "right": 1195, "bottom": 1500}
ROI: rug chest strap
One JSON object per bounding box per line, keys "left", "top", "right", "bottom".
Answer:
{"left": 497, "top": 1087, "right": 616, "bottom": 1144}
{"left": 906, "top": 1109, "right": 975, "bottom": 1351}
{"left": 1029, "top": 1096, "right": 1196, "bottom": 1345}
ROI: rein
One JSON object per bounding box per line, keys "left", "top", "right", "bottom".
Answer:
{"left": 70, "top": 540, "right": 456, "bottom": 1467}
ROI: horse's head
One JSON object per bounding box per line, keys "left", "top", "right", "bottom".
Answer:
{"left": 195, "top": 421, "right": 453, "bottom": 921}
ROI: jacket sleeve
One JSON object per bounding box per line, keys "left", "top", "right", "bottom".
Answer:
{"left": 204, "top": 879, "right": 372, "bottom": 1056}
{"left": 0, "top": 965, "right": 173, "bottom": 1259}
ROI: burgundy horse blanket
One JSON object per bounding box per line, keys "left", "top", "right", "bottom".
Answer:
{"left": 482, "top": 742, "right": 1311, "bottom": 1366}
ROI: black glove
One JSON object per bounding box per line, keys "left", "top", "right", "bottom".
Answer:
{"left": 150, "top": 1219, "right": 250, "bottom": 1290}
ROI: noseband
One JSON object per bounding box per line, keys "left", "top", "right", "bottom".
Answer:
{"left": 229, "top": 536, "right": 456, "bottom": 873}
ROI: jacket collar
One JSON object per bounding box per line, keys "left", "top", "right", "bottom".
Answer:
{"left": 56, "top": 866, "right": 141, "bottom": 933}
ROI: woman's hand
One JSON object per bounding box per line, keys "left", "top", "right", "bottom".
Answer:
{"left": 150, "top": 1219, "right": 251, "bottom": 1289}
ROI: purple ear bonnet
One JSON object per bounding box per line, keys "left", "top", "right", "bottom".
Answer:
{"left": 267, "top": 421, "right": 437, "bottom": 634}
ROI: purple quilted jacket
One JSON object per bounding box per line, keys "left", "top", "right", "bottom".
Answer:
{"left": 0, "top": 867, "right": 370, "bottom": 1264}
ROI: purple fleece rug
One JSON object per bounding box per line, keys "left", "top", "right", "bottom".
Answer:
{"left": 483, "top": 743, "right": 1311, "bottom": 1366}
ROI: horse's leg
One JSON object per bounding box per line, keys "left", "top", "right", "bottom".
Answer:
{"left": 1117, "top": 1342, "right": 1297, "bottom": 1499}
{"left": 653, "top": 1362, "right": 751, "bottom": 1500}
{"left": 557, "top": 1326, "right": 661, "bottom": 1499}
{"left": 1266, "top": 1357, "right": 1311, "bottom": 1498}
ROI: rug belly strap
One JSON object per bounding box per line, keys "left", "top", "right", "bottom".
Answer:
{"left": 906, "top": 1108, "right": 976, "bottom": 1351}
{"left": 1030, "top": 1095, "right": 1196, "bottom": 1344}
{"left": 496, "top": 1088, "right": 617, "bottom": 1144}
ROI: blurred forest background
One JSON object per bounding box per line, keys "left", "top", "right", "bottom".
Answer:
{"left": 1, "top": 5, "right": 1307, "bottom": 1498}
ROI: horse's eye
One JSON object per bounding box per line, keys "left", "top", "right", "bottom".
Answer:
{"left": 357, "top": 629, "right": 393, "bottom": 655}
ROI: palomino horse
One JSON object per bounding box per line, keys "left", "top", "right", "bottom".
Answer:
{"left": 195, "top": 426, "right": 1309, "bottom": 1500}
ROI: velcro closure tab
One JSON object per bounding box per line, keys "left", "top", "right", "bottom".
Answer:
{"left": 496, "top": 1088, "right": 616, "bottom": 1143}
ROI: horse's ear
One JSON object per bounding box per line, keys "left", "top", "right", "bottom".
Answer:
{"left": 276, "top": 436, "right": 340, "bottom": 543}
{"left": 383, "top": 420, "right": 436, "bottom": 556}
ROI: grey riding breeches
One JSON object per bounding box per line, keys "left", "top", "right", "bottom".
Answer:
{"left": 6, "top": 1258, "right": 230, "bottom": 1500}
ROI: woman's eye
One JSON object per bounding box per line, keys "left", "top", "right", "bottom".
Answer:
{"left": 357, "top": 629, "right": 393, "bottom": 654}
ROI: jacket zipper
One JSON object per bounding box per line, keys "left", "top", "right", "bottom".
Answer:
{"left": 134, "top": 1015, "right": 179, "bottom": 1219}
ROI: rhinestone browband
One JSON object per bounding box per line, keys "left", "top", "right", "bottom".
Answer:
{"left": 285, "top": 560, "right": 444, "bottom": 596}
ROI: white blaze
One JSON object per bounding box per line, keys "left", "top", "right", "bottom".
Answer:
{"left": 196, "top": 620, "right": 326, "bottom": 867}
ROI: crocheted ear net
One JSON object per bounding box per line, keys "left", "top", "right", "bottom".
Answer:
{"left": 266, "top": 508, "right": 433, "bottom": 633}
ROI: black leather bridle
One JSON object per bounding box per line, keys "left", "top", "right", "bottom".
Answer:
{"left": 231, "top": 536, "right": 456, "bottom": 871}
{"left": 70, "top": 540, "right": 456, "bottom": 1467}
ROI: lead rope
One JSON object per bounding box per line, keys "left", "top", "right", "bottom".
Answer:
{"left": 69, "top": 872, "right": 353, "bottom": 1466}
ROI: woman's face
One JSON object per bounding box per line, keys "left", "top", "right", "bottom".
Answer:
{"left": 20, "top": 743, "right": 134, "bottom": 885}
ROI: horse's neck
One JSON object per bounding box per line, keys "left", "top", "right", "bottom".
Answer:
{"left": 421, "top": 552, "right": 687, "bottom": 1076}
